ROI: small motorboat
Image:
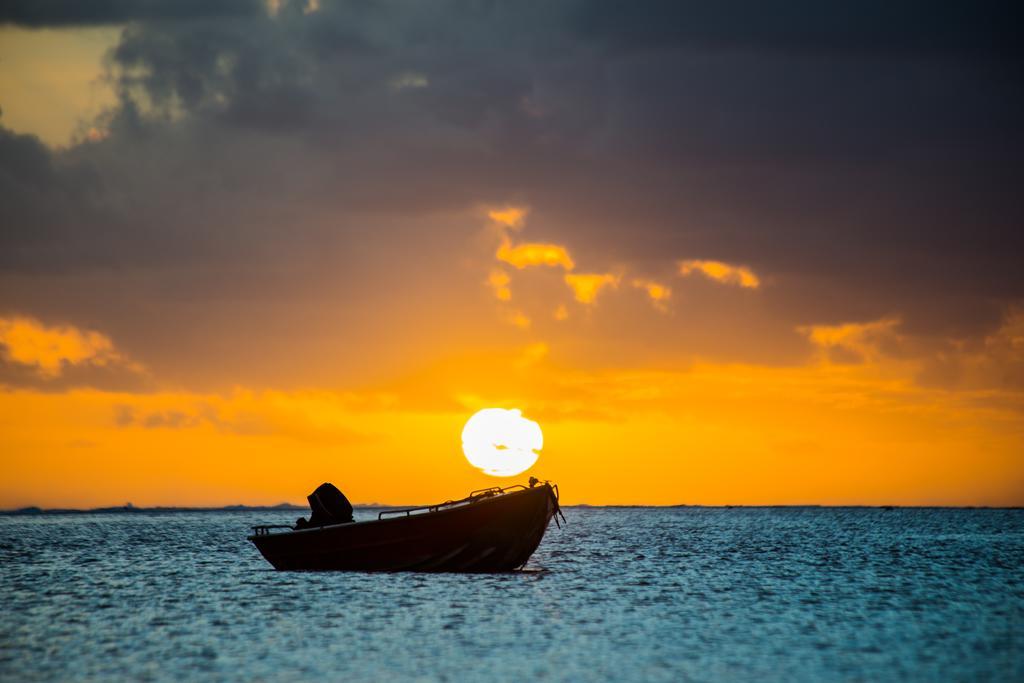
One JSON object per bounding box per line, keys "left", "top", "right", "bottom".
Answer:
{"left": 249, "top": 479, "right": 563, "bottom": 572}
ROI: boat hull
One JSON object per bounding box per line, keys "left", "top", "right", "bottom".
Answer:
{"left": 249, "top": 484, "right": 557, "bottom": 572}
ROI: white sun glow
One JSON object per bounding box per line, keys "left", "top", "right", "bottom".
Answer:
{"left": 461, "top": 408, "right": 542, "bottom": 477}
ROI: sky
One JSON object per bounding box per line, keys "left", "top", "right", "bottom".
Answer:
{"left": 1, "top": 0, "right": 1022, "bottom": 508}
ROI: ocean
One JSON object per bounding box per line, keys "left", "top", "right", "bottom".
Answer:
{"left": 1, "top": 507, "right": 1021, "bottom": 681}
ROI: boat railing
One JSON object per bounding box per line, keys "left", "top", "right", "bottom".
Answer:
{"left": 251, "top": 524, "right": 296, "bottom": 535}
{"left": 377, "top": 483, "right": 535, "bottom": 520}
{"left": 250, "top": 479, "right": 563, "bottom": 532}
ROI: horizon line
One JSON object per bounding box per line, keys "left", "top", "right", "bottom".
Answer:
{"left": 2, "top": 502, "right": 1021, "bottom": 515}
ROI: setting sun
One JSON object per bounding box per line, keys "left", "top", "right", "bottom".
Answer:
{"left": 461, "top": 408, "right": 543, "bottom": 477}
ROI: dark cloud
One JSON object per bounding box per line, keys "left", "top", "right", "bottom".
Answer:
{"left": 0, "top": 127, "right": 127, "bottom": 273}
{"left": 0, "top": 0, "right": 262, "bottom": 27}
{"left": 0, "top": 357, "right": 153, "bottom": 393}
{"left": 572, "top": 0, "right": 1024, "bottom": 60}
{"left": 140, "top": 409, "right": 200, "bottom": 429}
{"left": 1, "top": 0, "right": 1022, "bottom": 387}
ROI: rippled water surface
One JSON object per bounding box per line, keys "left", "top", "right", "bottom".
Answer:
{"left": 1, "top": 507, "right": 1021, "bottom": 681}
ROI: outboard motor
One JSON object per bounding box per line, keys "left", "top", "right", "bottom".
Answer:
{"left": 295, "top": 482, "right": 355, "bottom": 529}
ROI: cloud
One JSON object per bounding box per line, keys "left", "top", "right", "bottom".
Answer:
{"left": 488, "top": 204, "right": 573, "bottom": 276}
{"left": 85, "top": 127, "right": 109, "bottom": 142}
{"left": 115, "top": 405, "right": 202, "bottom": 429}
{"left": 111, "top": 388, "right": 379, "bottom": 444}
{"left": 389, "top": 72, "right": 429, "bottom": 91}
{"left": 0, "top": 0, "right": 265, "bottom": 26}
{"left": 932, "top": 307, "right": 1024, "bottom": 391}
{"left": 802, "top": 317, "right": 899, "bottom": 348}
{"left": 631, "top": 278, "right": 671, "bottom": 311}
{"left": 679, "top": 260, "right": 760, "bottom": 289}
{"left": 498, "top": 310, "right": 532, "bottom": 330}
{"left": 564, "top": 273, "right": 619, "bottom": 304}
{"left": 496, "top": 238, "right": 576, "bottom": 271}
{"left": 0, "top": 316, "right": 141, "bottom": 378}
{"left": 485, "top": 210, "right": 623, "bottom": 309}
{"left": 487, "top": 268, "right": 512, "bottom": 301}
{"left": 800, "top": 317, "right": 902, "bottom": 364}
{"left": 0, "top": 0, "right": 1021, "bottom": 394}
{"left": 487, "top": 206, "right": 529, "bottom": 230}
{"left": 797, "top": 310, "right": 1024, "bottom": 393}
{"left": 571, "top": 0, "right": 1022, "bottom": 59}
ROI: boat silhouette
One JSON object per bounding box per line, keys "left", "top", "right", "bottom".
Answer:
{"left": 249, "top": 480, "right": 563, "bottom": 572}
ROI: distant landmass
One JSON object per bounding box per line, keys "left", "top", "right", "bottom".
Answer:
{"left": 0, "top": 502, "right": 444, "bottom": 515}
{"left": 0, "top": 503, "right": 306, "bottom": 516}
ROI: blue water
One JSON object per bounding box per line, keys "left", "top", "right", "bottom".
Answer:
{"left": 1, "top": 507, "right": 1021, "bottom": 682}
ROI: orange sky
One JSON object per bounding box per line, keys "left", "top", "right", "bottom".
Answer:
{"left": 1, "top": 208, "right": 1022, "bottom": 507}
{"left": 1, "top": 18, "right": 1023, "bottom": 508}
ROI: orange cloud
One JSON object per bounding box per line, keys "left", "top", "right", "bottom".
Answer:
{"left": 0, "top": 316, "right": 140, "bottom": 377}
{"left": 487, "top": 206, "right": 529, "bottom": 230}
{"left": 564, "top": 273, "right": 619, "bottom": 304}
{"left": 506, "top": 311, "right": 531, "bottom": 329}
{"left": 487, "top": 269, "right": 512, "bottom": 301}
{"left": 497, "top": 238, "right": 575, "bottom": 270}
{"left": 631, "top": 279, "right": 672, "bottom": 311}
{"left": 800, "top": 318, "right": 902, "bottom": 363}
{"left": 679, "top": 259, "right": 760, "bottom": 289}
{"left": 553, "top": 305, "right": 569, "bottom": 321}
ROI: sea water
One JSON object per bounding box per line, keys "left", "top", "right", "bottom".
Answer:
{"left": 1, "top": 507, "right": 1021, "bottom": 682}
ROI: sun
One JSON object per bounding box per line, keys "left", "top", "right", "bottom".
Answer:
{"left": 461, "top": 408, "right": 543, "bottom": 477}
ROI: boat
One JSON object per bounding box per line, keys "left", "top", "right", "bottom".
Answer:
{"left": 248, "top": 479, "right": 563, "bottom": 572}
